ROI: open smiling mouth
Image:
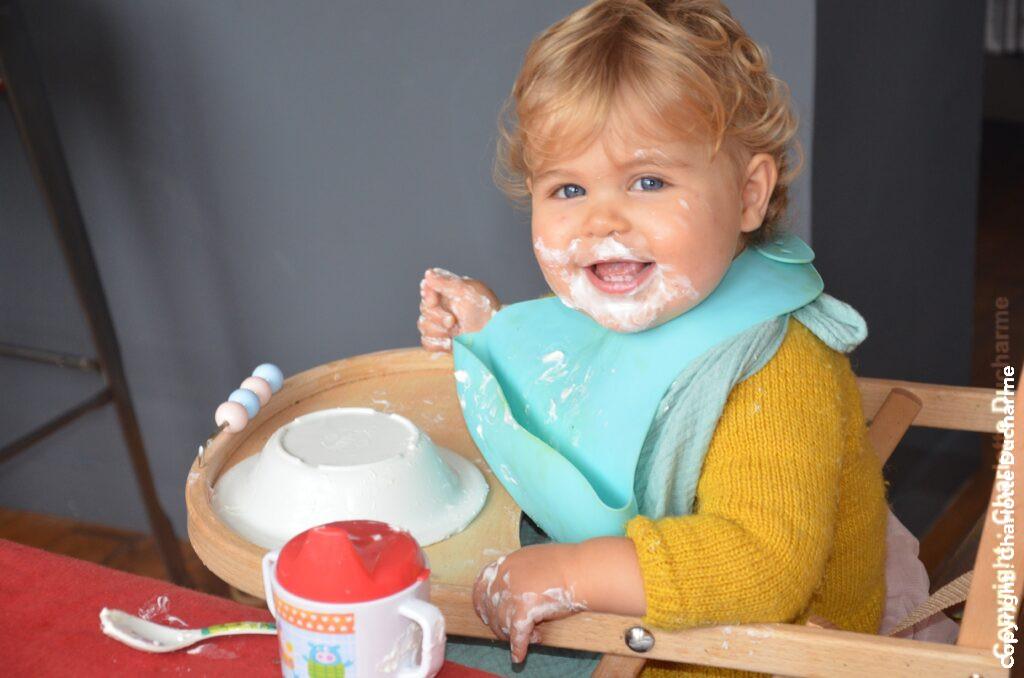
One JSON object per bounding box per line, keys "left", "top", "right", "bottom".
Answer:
{"left": 585, "top": 260, "right": 656, "bottom": 295}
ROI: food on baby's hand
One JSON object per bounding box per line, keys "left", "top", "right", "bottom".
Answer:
{"left": 418, "top": 268, "right": 500, "bottom": 351}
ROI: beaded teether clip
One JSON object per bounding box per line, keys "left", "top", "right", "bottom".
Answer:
{"left": 197, "top": 363, "right": 284, "bottom": 468}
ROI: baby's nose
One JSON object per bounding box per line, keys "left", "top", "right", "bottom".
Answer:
{"left": 584, "top": 203, "right": 630, "bottom": 238}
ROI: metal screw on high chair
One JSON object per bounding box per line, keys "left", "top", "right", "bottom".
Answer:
{"left": 625, "top": 626, "right": 655, "bottom": 652}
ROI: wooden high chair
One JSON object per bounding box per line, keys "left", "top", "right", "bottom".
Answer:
{"left": 433, "top": 366, "right": 1021, "bottom": 677}
{"left": 187, "top": 350, "right": 1020, "bottom": 677}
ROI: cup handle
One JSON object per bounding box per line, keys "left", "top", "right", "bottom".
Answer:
{"left": 261, "top": 551, "right": 279, "bottom": 620}
{"left": 395, "top": 598, "right": 446, "bottom": 678}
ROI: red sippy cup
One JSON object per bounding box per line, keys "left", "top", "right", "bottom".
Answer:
{"left": 262, "top": 520, "right": 445, "bottom": 678}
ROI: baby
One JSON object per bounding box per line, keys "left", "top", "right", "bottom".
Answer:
{"left": 420, "top": 1, "right": 893, "bottom": 674}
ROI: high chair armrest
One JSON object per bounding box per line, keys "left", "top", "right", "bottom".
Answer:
{"left": 433, "top": 583, "right": 1002, "bottom": 677}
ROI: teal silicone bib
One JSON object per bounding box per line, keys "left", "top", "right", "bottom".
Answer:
{"left": 452, "top": 235, "right": 822, "bottom": 543}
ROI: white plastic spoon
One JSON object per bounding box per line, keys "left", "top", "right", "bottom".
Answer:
{"left": 100, "top": 607, "right": 277, "bottom": 653}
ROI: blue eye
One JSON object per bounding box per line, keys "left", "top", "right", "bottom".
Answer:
{"left": 632, "top": 176, "right": 664, "bottom": 191}
{"left": 555, "top": 184, "right": 586, "bottom": 199}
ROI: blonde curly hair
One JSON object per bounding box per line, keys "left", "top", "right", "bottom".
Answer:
{"left": 495, "top": 0, "right": 801, "bottom": 241}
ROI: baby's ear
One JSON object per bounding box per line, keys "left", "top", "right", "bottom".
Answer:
{"left": 740, "top": 153, "right": 779, "bottom": 233}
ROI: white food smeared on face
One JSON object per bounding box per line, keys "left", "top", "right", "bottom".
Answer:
{"left": 532, "top": 237, "right": 579, "bottom": 266}
{"left": 533, "top": 236, "right": 700, "bottom": 332}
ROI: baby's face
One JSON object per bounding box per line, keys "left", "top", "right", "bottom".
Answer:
{"left": 529, "top": 128, "right": 767, "bottom": 332}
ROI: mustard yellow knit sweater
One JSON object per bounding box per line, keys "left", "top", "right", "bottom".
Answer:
{"left": 626, "top": 320, "right": 887, "bottom": 678}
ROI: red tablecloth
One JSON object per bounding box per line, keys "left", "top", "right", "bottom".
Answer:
{"left": 0, "top": 538, "right": 495, "bottom": 677}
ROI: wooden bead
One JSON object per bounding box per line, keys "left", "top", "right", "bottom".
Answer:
{"left": 240, "top": 376, "right": 272, "bottom": 406}
{"left": 252, "top": 363, "right": 284, "bottom": 393}
{"left": 228, "top": 388, "right": 261, "bottom": 418}
{"left": 214, "top": 401, "right": 249, "bottom": 432}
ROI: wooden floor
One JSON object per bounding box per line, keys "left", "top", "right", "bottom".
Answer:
{"left": 0, "top": 506, "right": 229, "bottom": 597}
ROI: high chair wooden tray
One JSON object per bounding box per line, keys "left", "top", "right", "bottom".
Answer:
{"left": 186, "top": 348, "right": 522, "bottom": 595}
{"left": 187, "top": 348, "right": 1018, "bottom": 677}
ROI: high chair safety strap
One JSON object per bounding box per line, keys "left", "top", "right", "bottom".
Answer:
{"left": 885, "top": 569, "right": 972, "bottom": 636}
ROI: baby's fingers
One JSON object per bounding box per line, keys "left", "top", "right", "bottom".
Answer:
{"left": 421, "top": 335, "right": 452, "bottom": 351}
{"left": 419, "top": 273, "right": 443, "bottom": 308}
{"left": 474, "top": 597, "right": 507, "bottom": 641}
{"left": 471, "top": 576, "right": 489, "bottom": 626}
{"left": 425, "top": 268, "right": 474, "bottom": 300}
{"left": 417, "top": 316, "right": 453, "bottom": 352}
{"left": 509, "top": 615, "right": 536, "bottom": 663}
{"left": 425, "top": 267, "right": 464, "bottom": 284}
{"left": 420, "top": 304, "right": 455, "bottom": 329}
{"left": 416, "top": 313, "right": 449, "bottom": 336}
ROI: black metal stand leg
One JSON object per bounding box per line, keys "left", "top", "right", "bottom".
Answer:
{"left": 0, "top": 0, "right": 192, "bottom": 587}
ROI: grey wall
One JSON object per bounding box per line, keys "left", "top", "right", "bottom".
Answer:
{"left": 1, "top": 1, "right": 817, "bottom": 536}
{"left": 812, "top": 1, "right": 985, "bottom": 533}
{"left": 728, "top": 1, "right": 816, "bottom": 243}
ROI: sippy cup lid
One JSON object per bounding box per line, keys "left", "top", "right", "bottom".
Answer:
{"left": 275, "top": 520, "right": 429, "bottom": 603}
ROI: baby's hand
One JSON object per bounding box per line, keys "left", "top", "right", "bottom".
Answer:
{"left": 472, "top": 544, "right": 587, "bottom": 663}
{"left": 418, "top": 268, "right": 500, "bottom": 352}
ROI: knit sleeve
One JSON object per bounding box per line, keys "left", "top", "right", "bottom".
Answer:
{"left": 626, "top": 322, "right": 850, "bottom": 628}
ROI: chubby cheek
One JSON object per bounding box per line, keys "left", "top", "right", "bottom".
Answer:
{"left": 662, "top": 247, "right": 733, "bottom": 313}
{"left": 656, "top": 199, "right": 736, "bottom": 277}
{"left": 643, "top": 208, "right": 686, "bottom": 244}
{"left": 532, "top": 210, "right": 572, "bottom": 242}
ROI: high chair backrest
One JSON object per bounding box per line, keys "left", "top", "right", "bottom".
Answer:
{"left": 857, "top": 370, "right": 1020, "bottom": 655}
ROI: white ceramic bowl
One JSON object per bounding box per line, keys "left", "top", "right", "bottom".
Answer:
{"left": 212, "top": 407, "right": 488, "bottom": 549}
